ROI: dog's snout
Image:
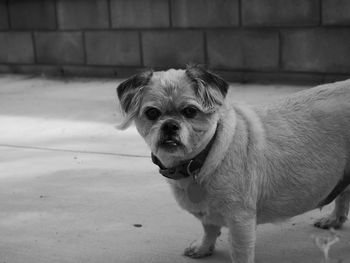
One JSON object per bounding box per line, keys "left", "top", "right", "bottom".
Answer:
{"left": 162, "top": 120, "right": 180, "bottom": 134}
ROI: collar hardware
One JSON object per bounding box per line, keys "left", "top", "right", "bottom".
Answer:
{"left": 186, "top": 160, "right": 194, "bottom": 177}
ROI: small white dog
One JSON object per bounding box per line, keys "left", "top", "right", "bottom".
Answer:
{"left": 116, "top": 65, "right": 350, "bottom": 263}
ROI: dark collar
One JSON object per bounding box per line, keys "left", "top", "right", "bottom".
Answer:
{"left": 151, "top": 129, "right": 217, "bottom": 180}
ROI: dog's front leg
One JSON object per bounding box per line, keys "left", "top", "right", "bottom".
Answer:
{"left": 228, "top": 214, "right": 256, "bottom": 263}
{"left": 184, "top": 223, "right": 221, "bottom": 258}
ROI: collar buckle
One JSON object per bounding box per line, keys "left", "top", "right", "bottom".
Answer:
{"left": 186, "top": 160, "right": 201, "bottom": 182}
{"left": 186, "top": 160, "right": 194, "bottom": 177}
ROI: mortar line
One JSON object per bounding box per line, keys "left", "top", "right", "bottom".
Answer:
{"left": 238, "top": 0, "right": 242, "bottom": 27}
{"left": 0, "top": 144, "right": 149, "bottom": 158}
{"left": 319, "top": 0, "right": 323, "bottom": 26}
{"left": 31, "top": 32, "right": 38, "bottom": 64}
{"left": 107, "top": 0, "right": 113, "bottom": 28}
{"left": 139, "top": 30, "right": 144, "bottom": 67}
{"left": 53, "top": 0, "right": 59, "bottom": 30}
{"left": 168, "top": 0, "right": 173, "bottom": 27}
{"left": 203, "top": 30, "right": 208, "bottom": 66}
{"left": 278, "top": 30, "right": 282, "bottom": 70}
{"left": 6, "top": 0, "right": 11, "bottom": 28}
{"left": 82, "top": 31, "right": 87, "bottom": 65}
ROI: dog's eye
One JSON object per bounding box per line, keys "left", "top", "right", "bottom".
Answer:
{"left": 145, "top": 107, "right": 161, "bottom": 121}
{"left": 181, "top": 106, "right": 198, "bottom": 119}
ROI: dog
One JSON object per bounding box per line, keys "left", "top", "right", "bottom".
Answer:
{"left": 116, "top": 65, "right": 350, "bottom": 263}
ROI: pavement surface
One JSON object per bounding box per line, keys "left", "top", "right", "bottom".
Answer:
{"left": 0, "top": 74, "right": 349, "bottom": 263}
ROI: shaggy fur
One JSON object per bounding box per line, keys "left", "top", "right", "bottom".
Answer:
{"left": 116, "top": 66, "right": 350, "bottom": 263}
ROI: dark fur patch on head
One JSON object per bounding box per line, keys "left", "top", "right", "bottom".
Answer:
{"left": 185, "top": 64, "right": 228, "bottom": 97}
{"left": 116, "top": 70, "right": 153, "bottom": 129}
{"left": 117, "top": 70, "right": 153, "bottom": 113}
{"left": 185, "top": 64, "right": 228, "bottom": 111}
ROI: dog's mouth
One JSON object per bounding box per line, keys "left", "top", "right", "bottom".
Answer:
{"left": 158, "top": 137, "right": 182, "bottom": 152}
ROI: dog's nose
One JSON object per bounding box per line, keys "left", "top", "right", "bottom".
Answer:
{"left": 162, "top": 120, "right": 180, "bottom": 134}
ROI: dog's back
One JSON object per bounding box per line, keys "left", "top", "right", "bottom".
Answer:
{"left": 253, "top": 80, "right": 350, "bottom": 222}
{"left": 258, "top": 79, "right": 350, "bottom": 155}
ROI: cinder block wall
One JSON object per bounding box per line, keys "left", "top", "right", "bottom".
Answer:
{"left": 1, "top": 0, "right": 350, "bottom": 84}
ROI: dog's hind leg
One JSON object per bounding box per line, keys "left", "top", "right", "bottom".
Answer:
{"left": 184, "top": 223, "right": 221, "bottom": 258}
{"left": 314, "top": 185, "right": 350, "bottom": 229}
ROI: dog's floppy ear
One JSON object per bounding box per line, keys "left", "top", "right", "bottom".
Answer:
{"left": 117, "top": 70, "right": 153, "bottom": 113}
{"left": 116, "top": 70, "right": 153, "bottom": 129}
{"left": 185, "top": 65, "right": 228, "bottom": 112}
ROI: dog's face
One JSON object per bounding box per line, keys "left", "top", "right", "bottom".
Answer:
{"left": 117, "top": 66, "right": 228, "bottom": 166}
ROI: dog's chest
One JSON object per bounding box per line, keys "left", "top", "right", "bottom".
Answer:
{"left": 169, "top": 179, "right": 226, "bottom": 226}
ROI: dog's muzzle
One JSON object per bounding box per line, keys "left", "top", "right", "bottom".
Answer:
{"left": 152, "top": 125, "right": 218, "bottom": 180}
{"left": 161, "top": 120, "right": 180, "bottom": 135}
{"left": 159, "top": 120, "right": 182, "bottom": 148}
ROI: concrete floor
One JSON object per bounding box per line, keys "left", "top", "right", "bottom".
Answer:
{"left": 0, "top": 74, "right": 349, "bottom": 263}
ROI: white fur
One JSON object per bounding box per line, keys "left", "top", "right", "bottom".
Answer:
{"left": 117, "top": 69, "right": 350, "bottom": 263}
{"left": 170, "top": 79, "right": 350, "bottom": 263}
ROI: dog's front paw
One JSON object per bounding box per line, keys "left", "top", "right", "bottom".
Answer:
{"left": 314, "top": 214, "right": 347, "bottom": 229}
{"left": 183, "top": 240, "right": 214, "bottom": 258}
